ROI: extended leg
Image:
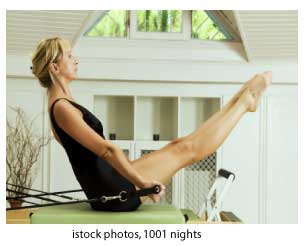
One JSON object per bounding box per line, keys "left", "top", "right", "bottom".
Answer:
{"left": 132, "top": 72, "right": 272, "bottom": 203}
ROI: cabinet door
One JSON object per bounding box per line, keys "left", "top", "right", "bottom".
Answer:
{"left": 266, "top": 96, "right": 297, "bottom": 223}
{"left": 220, "top": 95, "right": 261, "bottom": 223}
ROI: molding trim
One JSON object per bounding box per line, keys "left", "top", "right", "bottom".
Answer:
{"left": 259, "top": 96, "right": 268, "bottom": 223}
{"left": 233, "top": 11, "right": 251, "bottom": 62}
{"left": 7, "top": 54, "right": 298, "bottom": 84}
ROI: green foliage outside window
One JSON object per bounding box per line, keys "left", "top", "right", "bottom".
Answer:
{"left": 192, "top": 11, "right": 227, "bottom": 40}
{"left": 86, "top": 10, "right": 128, "bottom": 37}
{"left": 136, "top": 10, "right": 182, "bottom": 33}
{"left": 85, "top": 10, "right": 230, "bottom": 41}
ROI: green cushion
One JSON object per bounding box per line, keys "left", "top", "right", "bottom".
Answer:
{"left": 180, "top": 209, "right": 200, "bottom": 223}
{"left": 30, "top": 203, "right": 186, "bottom": 224}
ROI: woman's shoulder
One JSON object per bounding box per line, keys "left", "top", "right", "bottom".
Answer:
{"left": 48, "top": 97, "right": 77, "bottom": 112}
{"left": 48, "top": 97, "right": 84, "bottom": 123}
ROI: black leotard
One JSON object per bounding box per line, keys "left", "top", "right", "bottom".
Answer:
{"left": 49, "top": 98, "right": 141, "bottom": 211}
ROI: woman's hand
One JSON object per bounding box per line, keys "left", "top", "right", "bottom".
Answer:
{"left": 141, "top": 180, "right": 166, "bottom": 203}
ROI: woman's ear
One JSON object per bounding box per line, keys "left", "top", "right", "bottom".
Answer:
{"left": 49, "top": 63, "right": 59, "bottom": 75}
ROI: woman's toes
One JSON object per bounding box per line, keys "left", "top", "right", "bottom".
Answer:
{"left": 248, "top": 71, "right": 272, "bottom": 95}
{"left": 262, "top": 71, "right": 273, "bottom": 85}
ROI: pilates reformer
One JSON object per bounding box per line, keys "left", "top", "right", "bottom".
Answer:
{"left": 6, "top": 183, "right": 161, "bottom": 210}
{"left": 6, "top": 169, "right": 236, "bottom": 224}
{"left": 198, "top": 169, "right": 235, "bottom": 222}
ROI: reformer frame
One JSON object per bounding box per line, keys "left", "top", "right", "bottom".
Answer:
{"left": 7, "top": 168, "right": 235, "bottom": 223}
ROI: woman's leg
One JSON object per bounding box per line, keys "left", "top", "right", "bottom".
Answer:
{"left": 132, "top": 72, "right": 272, "bottom": 203}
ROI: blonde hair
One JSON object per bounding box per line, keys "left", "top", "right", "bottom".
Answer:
{"left": 31, "top": 37, "right": 71, "bottom": 88}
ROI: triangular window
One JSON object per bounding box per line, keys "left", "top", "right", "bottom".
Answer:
{"left": 192, "top": 11, "right": 233, "bottom": 40}
{"left": 84, "top": 10, "right": 238, "bottom": 41}
{"left": 85, "top": 10, "right": 128, "bottom": 37}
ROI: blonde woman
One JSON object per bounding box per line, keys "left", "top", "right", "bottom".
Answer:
{"left": 31, "top": 37, "right": 272, "bottom": 212}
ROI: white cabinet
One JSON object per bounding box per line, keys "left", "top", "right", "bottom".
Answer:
{"left": 94, "top": 95, "right": 221, "bottom": 212}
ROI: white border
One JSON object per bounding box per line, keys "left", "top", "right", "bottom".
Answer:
{"left": 2, "top": 1, "right": 304, "bottom": 246}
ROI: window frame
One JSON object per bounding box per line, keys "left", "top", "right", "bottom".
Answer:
{"left": 83, "top": 10, "right": 239, "bottom": 43}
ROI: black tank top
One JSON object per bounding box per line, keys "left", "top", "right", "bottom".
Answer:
{"left": 49, "top": 98, "right": 139, "bottom": 211}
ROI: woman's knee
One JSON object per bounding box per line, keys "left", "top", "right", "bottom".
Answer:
{"left": 169, "top": 137, "right": 197, "bottom": 164}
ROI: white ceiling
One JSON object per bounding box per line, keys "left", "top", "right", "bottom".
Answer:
{"left": 236, "top": 10, "right": 297, "bottom": 60}
{"left": 6, "top": 10, "right": 93, "bottom": 55}
{"left": 6, "top": 10, "right": 297, "bottom": 61}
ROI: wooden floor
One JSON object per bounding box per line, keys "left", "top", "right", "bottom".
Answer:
{"left": 6, "top": 209, "right": 38, "bottom": 224}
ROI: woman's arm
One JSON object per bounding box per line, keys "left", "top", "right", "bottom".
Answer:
{"left": 52, "top": 100, "right": 146, "bottom": 188}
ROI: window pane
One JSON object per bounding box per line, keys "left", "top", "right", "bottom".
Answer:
{"left": 136, "top": 10, "right": 182, "bottom": 33}
{"left": 85, "top": 10, "right": 127, "bottom": 37}
{"left": 192, "top": 10, "right": 229, "bottom": 40}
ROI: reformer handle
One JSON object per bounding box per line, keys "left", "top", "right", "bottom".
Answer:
{"left": 218, "top": 169, "right": 235, "bottom": 181}
{"left": 136, "top": 185, "right": 161, "bottom": 197}
{"left": 153, "top": 185, "right": 161, "bottom": 194}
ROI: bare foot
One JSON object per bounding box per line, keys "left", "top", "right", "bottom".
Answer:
{"left": 239, "top": 88, "right": 257, "bottom": 112}
{"left": 249, "top": 71, "right": 272, "bottom": 96}
{"left": 245, "top": 71, "right": 272, "bottom": 111}
{"left": 227, "top": 71, "right": 272, "bottom": 112}
{"left": 229, "top": 79, "right": 252, "bottom": 105}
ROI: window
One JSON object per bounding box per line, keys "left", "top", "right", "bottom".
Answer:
{"left": 84, "top": 10, "right": 236, "bottom": 41}
{"left": 192, "top": 11, "right": 232, "bottom": 40}
{"left": 136, "top": 10, "right": 183, "bottom": 33}
{"left": 84, "top": 10, "right": 128, "bottom": 38}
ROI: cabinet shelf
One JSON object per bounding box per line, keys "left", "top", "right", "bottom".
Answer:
{"left": 93, "top": 95, "right": 220, "bottom": 142}
{"left": 94, "top": 95, "right": 134, "bottom": 140}
{"left": 135, "top": 96, "right": 178, "bottom": 141}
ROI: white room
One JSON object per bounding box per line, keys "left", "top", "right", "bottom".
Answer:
{"left": 6, "top": 10, "right": 297, "bottom": 224}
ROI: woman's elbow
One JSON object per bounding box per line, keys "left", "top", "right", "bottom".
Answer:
{"left": 99, "top": 141, "right": 117, "bottom": 160}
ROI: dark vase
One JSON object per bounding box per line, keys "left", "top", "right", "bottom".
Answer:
{"left": 153, "top": 134, "right": 160, "bottom": 141}
{"left": 109, "top": 133, "right": 116, "bottom": 140}
{"left": 8, "top": 199, "right": 23, "bottom": 209}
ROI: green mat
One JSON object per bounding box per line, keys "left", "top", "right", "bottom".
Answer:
{"left": 30, "top": 203, "right": 190, "bottom": 224}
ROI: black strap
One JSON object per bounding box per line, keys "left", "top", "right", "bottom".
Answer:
{"left": 7, "top": 185, "right": 162, "bottom": 210}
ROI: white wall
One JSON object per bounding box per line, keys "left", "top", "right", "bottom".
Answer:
{"left": 220, "top": 91, "right": 298, "bottom": 223}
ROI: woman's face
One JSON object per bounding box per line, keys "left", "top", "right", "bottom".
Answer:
{"left": 56, "top": 49, "right": 78, "bottom": 82}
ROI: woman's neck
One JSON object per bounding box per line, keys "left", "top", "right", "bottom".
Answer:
{"left": 48, "top": 82, "right": 72, "bottom": 100}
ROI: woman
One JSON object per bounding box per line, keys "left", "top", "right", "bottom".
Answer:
{"left": 31, "top": 37, "right": 272, "bottom": 212}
